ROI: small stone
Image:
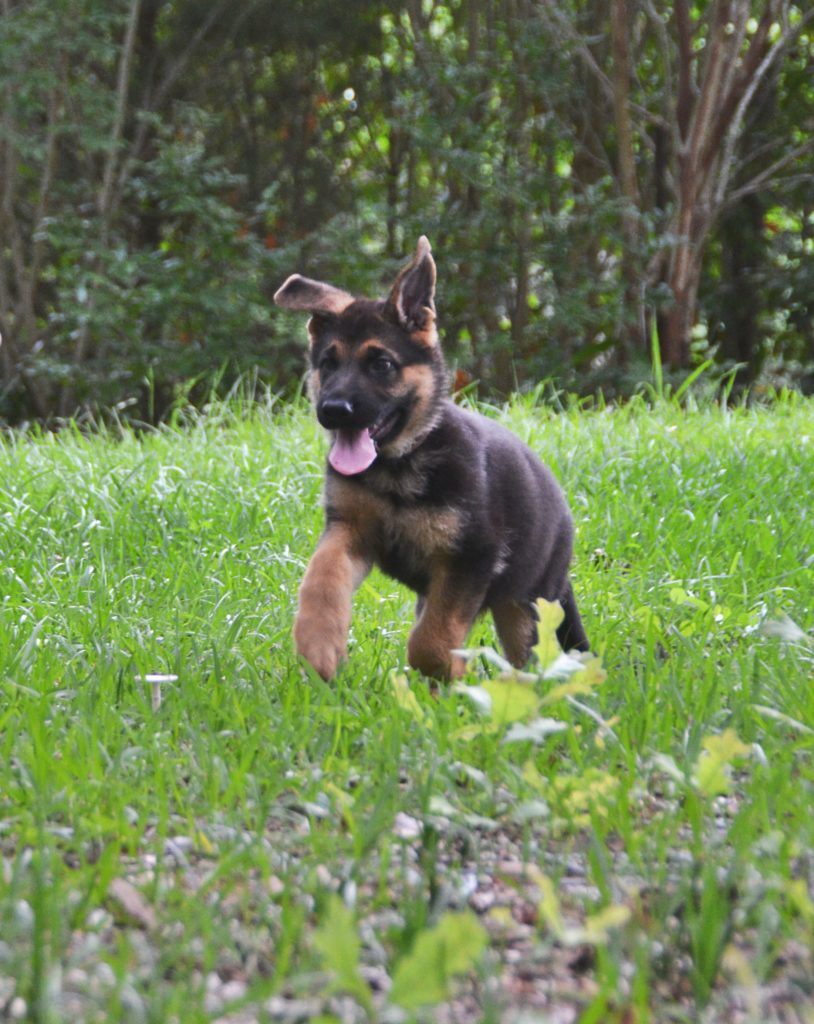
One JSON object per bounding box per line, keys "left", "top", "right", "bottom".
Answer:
{"left": 393, "top": 812, "right": 422, "bottom": 839}
{"left": 14, "top": 900, "right": 34, "bottom": 930}
{"left": 221, "top": 979, "right": 247, "bottom": 1002}
{"left": 469, "top": 889, "right": 496, "bottom": 913}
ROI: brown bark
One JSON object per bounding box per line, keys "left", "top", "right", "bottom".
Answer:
{"left": 70, "top": 0, "right": 142, "bottom": 396}
{"left": 610, "top": 0, "right": 642, "bottom": 362}
{"left": 674, "top": 0, "right": 694, "bottom": 143}
{"left": 661, "top": 240, "right": 703, "bottom": 368}
{"left": 0, "top": 0, "right": 53, "bottom": 417}
{"left": 658, "top": 0, "right": 807, "bottom": 368}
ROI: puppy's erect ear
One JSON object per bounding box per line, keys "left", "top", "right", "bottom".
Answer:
{"left": 387, "top": 236, "right": 437, "bottom": 341}
{"left": 273, "top": 274, "right": 354, "bottom": 315}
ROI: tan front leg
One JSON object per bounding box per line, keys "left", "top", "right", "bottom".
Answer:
{"left": 294, "top": 522, "right": 370, "bottom": 679}
{"left": 407, "top": 570, "right": 485, "bottom": 680}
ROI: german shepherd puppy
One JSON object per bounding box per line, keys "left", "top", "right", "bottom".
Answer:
{"left": 274, "top": 237, "right": 588, "bottom": 679}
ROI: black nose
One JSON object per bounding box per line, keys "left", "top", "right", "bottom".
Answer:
{"left": 318, "top": 398, "right": 355, "bottom": 429}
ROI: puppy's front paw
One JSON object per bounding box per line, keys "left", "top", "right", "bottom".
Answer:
{"left": 294, "top": 615, "right": 346, "bottom": 679}
{"left": 407, "top": 626, "right": 467, "bottom": 680}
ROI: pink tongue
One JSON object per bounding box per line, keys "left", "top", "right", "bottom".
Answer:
{"left": 329, "top": 428, "right": 377, "bottom": 475}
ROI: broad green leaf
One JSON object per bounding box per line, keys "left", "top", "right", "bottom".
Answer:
{"left": 532, "top": 598, "right": 564, "bottom": 670}
{"left": 541, "top": 651, "right": 585, "bottom": 680}
{"left": 703, "top": 729, "right": 751, "bottom": 761}
{"left": 313, "top": 896, "right": 371, "bottom": 1009}
{"left": 694, "top": 728, "right": 751, "bottom": 796}
{"left": 542, "top": 656, "right": 606, "bottom": 704}
{"left": 503, "top": 718, "right": 569, "bottom": 743}
{"left": 634, "top": 606, "right": 663, "bottom": 633}
{"left": 482, "top": 678, "right": 538, "bottom": 724}
{"left": 452, "top": 683, "right": 493, "bottom": 715}
{"left": 433, "top": 912, "right": 489, "bottom": 974}
{"left": 389, "top": 912, "right": 488, "bottom": 1009}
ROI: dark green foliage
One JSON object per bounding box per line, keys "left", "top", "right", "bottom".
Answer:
{"left": 1, "top": 0, "right": 812, "bottom": 423}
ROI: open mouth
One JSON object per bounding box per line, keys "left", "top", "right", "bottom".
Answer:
{"left": 369, "top": 407, "right": 403, "bottom": 446}
{"left": 329, "top": 407, "right": 405, "bottom": 476}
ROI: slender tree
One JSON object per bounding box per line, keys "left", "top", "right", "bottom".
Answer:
{"left": 658, "top": 0, "right": 814, "bottom": 366}
{"left": 540, "top": 0, "right": 814, "bottom": 368}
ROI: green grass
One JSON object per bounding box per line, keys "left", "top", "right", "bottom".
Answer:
{"left": 1, "top": 394, "right": 813, "bottom": 1023}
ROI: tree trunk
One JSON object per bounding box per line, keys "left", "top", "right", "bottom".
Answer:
{"left": 610, "top": 0, "right": 642, "bottom": 364}
{"left": 67, "top": 0, "right": 142, "bottom": 415}
{"left": 657, "top": 0, "right": 813, "bottom": 370}
{"left": 661, "top": 243, "right": 702, "bottom": 368}
{"left": 662, "top": 171, "right": 708, "bottom": 368}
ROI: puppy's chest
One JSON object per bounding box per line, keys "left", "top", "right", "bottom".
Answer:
{"left": 326, "top": 476, "right": 461, "bottom": 576}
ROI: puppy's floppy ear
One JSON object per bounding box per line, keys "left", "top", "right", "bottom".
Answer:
{"left": 387, "top": 236, "right": 436, "bottom": 336}
{"left": 274, "top": 274, "right": 354, "bottom": 315}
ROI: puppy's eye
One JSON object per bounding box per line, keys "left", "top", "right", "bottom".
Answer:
{"left": 319, "top": 351, "right": 339, "bottom": 374}
{"left": 370, "top": 354, "right": 396, "bottom": 375}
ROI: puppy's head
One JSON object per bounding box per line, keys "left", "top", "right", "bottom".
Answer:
{"left": 275, "top": 237, "right": 447, "bottom": 474}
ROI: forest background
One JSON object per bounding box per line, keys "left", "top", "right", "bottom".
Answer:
{"left": 1, "top": 0, "right": 813, "bottom": 425}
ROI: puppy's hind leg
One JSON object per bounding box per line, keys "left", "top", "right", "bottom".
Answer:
{"left": 492, "top": 600, "right": 537, "bottom": 668}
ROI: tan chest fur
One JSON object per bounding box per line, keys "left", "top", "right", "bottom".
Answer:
{"left": 326, "top": 476, "right": 461, "bottom": 564}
